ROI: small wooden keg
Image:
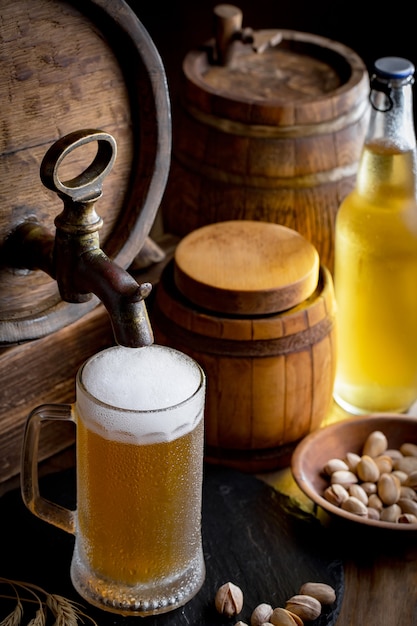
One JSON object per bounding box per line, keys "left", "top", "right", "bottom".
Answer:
{"left": 160, "top": 5, "right": 370, "bottom": 274}
{"left": 152, "top": 221, "right": 337, "bottom": 472}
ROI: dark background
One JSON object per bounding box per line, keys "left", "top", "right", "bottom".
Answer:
{"left": 127, "top": 0, "right": 417, "bottom": 107}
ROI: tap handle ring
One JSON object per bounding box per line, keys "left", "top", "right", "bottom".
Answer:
{"left": 40, "top": 129, "right": 117, "bottom": 203}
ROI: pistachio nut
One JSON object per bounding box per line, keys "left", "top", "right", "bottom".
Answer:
{"left": 379, "top": 503, "right": 401, "bottom": 523}
{"left": 398, "top": 513, "right": 417, "bottom": 524}
{"left": 385, "top": 448, "right": 404, "bottom": 460}
{"left": 250, "top": 603, "right": 273, "bottom": 626}
{"left": 374, "top": 454, "right": 393, "bottom": 474}
{"left": 377, "top": 473, "right": 401, "bottom": 506}
{"left": 400, "top": 485, "right": 417, "bottom": 501}
{"left": 362, "top": 430, "right": 388, "bottom": 457}
{"left": 398, "top": 497, "right": 417, "bottom": 516}
{"left": 298, "top": 582, "right": 336, "bottom": 605}
{"left": 361, "top": 481, "right": 377, "bottom": 495}
{"left": 367, "top": 506, "right": 380, "bottom": 520}
{"left": 214, "top": 582, "right": 243, "bottom": 617}
{"left": 368, "top": 493, "right": 383, "bottom": 511}
{"left": 323, "top": 458, "right": 349, "bottom": 475}
{"left": 285, "top": 595, "right": 322, "bottom": 621}
{"left": 356, "top": 455, "right": 380, "bottom": 482}
{"left": 348, "top": 484, "right": 369, "bottom": 506}
{"left": 330, "top": 469, "right": 358, "bottom": 486}
{"left": 344, "top": 452, "right": 361, "bottom": 472}
{"left": 404, "top": 470, "right": 417, "bottom": 489}
{"left": 400, "top": 442, "right": 417, "bottom": 457}
{"left": 393, "top": 470, "right": 409, "bottom": 485}
{"left": 341, "top": 495, "right": 368, "bottom": 517}
{"left": 269, "top": 607, "right": 303, "bottom": 626}
{"left": 324, "top": 484, "right": 349, "bottom": 506}
{"left": 394, "top": 456, "right": 417, "bottom": 474}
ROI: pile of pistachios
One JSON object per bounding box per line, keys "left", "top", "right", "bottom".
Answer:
{"left": 322, "top": 430, "right": 417, "bottom": 524}
{"left": 214, "top": 580, "right": 336, "bottom": 625}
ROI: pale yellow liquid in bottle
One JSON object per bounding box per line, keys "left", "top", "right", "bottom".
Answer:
{"left": 334, "top": 141, "right": 417, "bottom": 414}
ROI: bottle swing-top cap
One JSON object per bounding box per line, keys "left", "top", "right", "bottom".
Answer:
{"left": 373, "top": 56, "right": 415, "bottom": 81}
{"left": 370, "top": 57, "right": 415, "bottom": 112}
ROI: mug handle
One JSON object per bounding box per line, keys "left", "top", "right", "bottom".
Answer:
{"left": 21, "top": 403, "right": 76, "bottom": 535}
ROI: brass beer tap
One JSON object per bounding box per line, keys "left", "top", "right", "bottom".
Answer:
{"left": 3, "top": 129, "right": 154, "bottom": 348}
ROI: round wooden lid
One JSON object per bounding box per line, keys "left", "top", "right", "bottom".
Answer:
{"left": 174, "top": 221, "right": 320, "bottom": 315}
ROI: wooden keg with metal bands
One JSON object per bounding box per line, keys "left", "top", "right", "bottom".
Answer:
{"left": 0, "top": 0, "right": 171, "bottom": 345}
{"left": 152, "top": 221, "right": 337, "bottom": 473}
{"left": 160, "top": 6, "right": 370, "bottom": 274}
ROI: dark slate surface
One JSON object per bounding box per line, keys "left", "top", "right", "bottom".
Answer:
{"left": 0, "top": 464, "right": 343, "bottom": 625}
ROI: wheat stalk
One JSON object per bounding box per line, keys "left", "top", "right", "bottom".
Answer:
{"left": 0, "top": 579, "right": 98, "bottom": 626}
{"left": 0, "top": 600, "right": 23, "bottom": 626}
{"left": 0, "top": 581, "right": 24, "bottom": 626}
{"left": 46, "top": 595, "right": 79, "bottom": 626}
{"left": 26, "top": 609, "right": 45, "bottom": 626}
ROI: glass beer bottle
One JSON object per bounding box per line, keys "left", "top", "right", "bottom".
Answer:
{"left": 333, "top": 57, "right": 417, "bottom": 414}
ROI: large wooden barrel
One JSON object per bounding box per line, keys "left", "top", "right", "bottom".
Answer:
{"left": 0, "top": 0, "right": 171, "bottom": 345}
{"left": 161, "top": 9, "right": 370, "bottom": 274}
{"left": 152, "top": 221, "right": 337, "bottom": 472}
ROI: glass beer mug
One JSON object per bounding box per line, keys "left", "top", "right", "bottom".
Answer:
{"left": 21, "top": 344, "right": 206, "bottom": 616}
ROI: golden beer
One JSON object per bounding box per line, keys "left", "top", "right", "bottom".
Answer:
{"left": 76, "top": 415, "right": 204, "bottom": 584}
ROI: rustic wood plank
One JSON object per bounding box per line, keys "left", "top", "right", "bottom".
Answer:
{"left": 0, "top": 304, "right": 114, "bottom": 483}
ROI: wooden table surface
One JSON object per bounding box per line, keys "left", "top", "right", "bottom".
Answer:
{"left": 261, "top": 399, "right": 417, "bottom": 626}
{"left": 262, "top": 468, "right": 417, "bottom": 625}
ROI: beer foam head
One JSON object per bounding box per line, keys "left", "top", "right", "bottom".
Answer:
{"left": 77, "top": 345, "right": 205, "bottom": 443}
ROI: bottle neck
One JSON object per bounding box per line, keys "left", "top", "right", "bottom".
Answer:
{"left": 354, "top": 78, "right": 417, "bottom": 201}
{"left": 366, "top": 80, "right": 416, "bottom": 152}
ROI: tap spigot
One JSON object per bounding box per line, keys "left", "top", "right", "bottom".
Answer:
{"left": 5, "top": 129, "right": 154, "bottom": 348}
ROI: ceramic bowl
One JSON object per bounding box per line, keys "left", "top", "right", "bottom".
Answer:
{"left": 291, "top": 414, "right": 417, "bottom": 530}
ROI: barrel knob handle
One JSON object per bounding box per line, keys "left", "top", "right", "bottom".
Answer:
{"left": 212, "top": 4, "right": 283, "bottom": 65}
{"left": 213, "top": 4, "right": 243, "bottom": 65}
